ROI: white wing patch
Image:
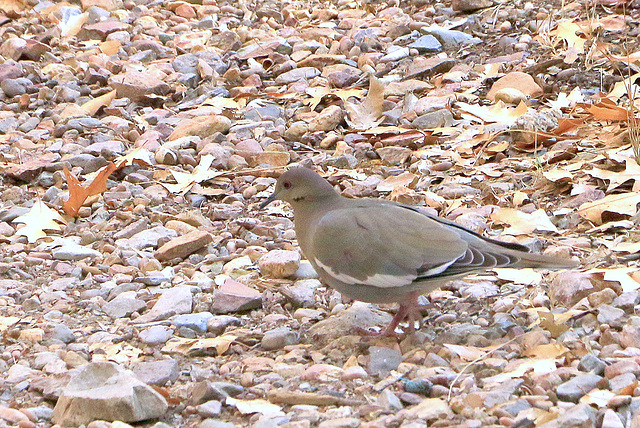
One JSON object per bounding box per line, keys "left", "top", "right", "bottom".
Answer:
{"left": 314, "top": 259, "right": 415, "bottom": 288}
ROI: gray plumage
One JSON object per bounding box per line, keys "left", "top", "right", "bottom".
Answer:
{"left": 261, "top": 168, "right": 577, "bottom": 333}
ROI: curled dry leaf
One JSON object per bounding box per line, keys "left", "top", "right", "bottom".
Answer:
{"left": 80, "top": 89, "right": 117, "bottom": 116}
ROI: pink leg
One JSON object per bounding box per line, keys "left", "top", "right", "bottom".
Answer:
{"left": 380, "top": 291, "right": 422, "bottom": 336}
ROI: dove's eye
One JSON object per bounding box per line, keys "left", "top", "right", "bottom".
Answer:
{"left": 283, "top": 181, "right": 292, "bottom": 189}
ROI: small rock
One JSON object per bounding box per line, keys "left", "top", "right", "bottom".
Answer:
{"left": 597, "top": 304, "right": 625, "bottom": 326}
{"left": 556, "top": 374, "right": 601, "bottom": 403}
{"left": 172, "top": 312, "right": 214, "bottom": 334}
{"left": 376, "top": 146, "right": 412, "bottom": 165}
{"left": 134, "top": 286, "right": 193, "bottom": 323}
{"left": 102, "top": 291, "right": 146, "bottom": 319}
{"left": 275, "top": 67, "right": 320, "bottom": 84}
{"left": 1, "top": 78, "right": 26, "bottom": 97}
{"left": 169, "top": 116, "right": 231, "bottom": 140}
{"left": 156, "top": 230, "right": 213, "bottom": 262}
{"left": 308, "top": 105, "right": 345, "bottom": 132}
{"left": 196, "top": 400, "right": 222, "bottom": 417}
{"left": 262, "top": 327, "right": 299, "bottom": 350}
{"left": 368, "top": 346, "right": 402, "bottom": 376}
{"left": 537, "top": 402, "right": 595, "bottom": 428}
{"left": 52, "top": 362, "right": 168, "bottom": 425}
{"left": 207, "top": 315, "right": 242, "bottom": 335}
{"left": 258, "top": 250, "right": 301, "bottom": 278}
{"left": 577, "top": 353, "right": 606, "bottom": 375}
{"left": 211, "top": 278, "right": 262, "bottom": 314}
{"left": 133, "top": 359, "right": 179, "bottom": 386}
{"left": 408, "top": 35, "right": 442, "bottom": 53}
{"left": 139, "top": 326, "right": 174, "bottom": 346}
{"left": 190, "top": 381, "right": 243, "bottom": 405}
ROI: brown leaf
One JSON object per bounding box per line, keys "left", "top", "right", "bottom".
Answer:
{"left": 63, "top": 163, "right": 120, "bottom": 217}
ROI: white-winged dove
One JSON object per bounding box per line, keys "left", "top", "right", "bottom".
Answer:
{"left": 261, "top": 168, "right": 578, "bottom": 335}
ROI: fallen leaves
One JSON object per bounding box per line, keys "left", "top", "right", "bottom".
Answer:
{"left": 490, "top": 208, "right": 558, "bottom": 235}
{"left": 13, "top": 201, "right": 66, "bottom": 243}
{"left": 162, "top": 335, "right": 236, "bottom": 356}
{"left": 63, "top": 163, "right": 121, "bottom": 217}
{"left": 344, "top": 76, "right": 384, "bottom": 130}
{"left": 577, "top": 192, "right": 640, "bottom": 224}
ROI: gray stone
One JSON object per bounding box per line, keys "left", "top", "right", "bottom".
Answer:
{"left": 368, "top": 346, "right": 402, "bottom": 376}
{"left": 135, "top": 286, "right": 193, "bottom": 323}
{"left": 261, "top": 327, "right": 299, "bottom": 350}
{"left": 199, "top": 419, "right": 236, "bottom": 428}
{"left": 408, "top": 35, "right": 442, "bottom": 53}
{"left": 577, "top": 353, "right": 606, "bottom": 375}
{"left": 538, "top": 403, "right": 596, "bottom": 428}
{"left": 191, "top": 381, "right": 243, "bottom": 405}
{"left": 376, "top": 388, "right": 403, "bottom": 412}
{"left": 613, "top": 291, "right": 640, "bottom": 312}
{"left": 275, "top": 67, "right": 320, "bottom": 84}
{"left": 133, "top": 359, "right": 179, "bottom": 386}
{"left": 63, "top": 153, "right": 109, "bottom": 173}
{"left": 139, "top": 325, "right": 174, "bottom": 345}
{"left": 196, "top": 400, "right": 222, "bottom": 417}
{"left": 52, "top": 362, "right": 168, "bottom": 425}
{"left": 282, "top": 279, "right": 320, "bottom": 307}
{"left": 122, "top": 226, "right": 178, "bottom": 251}
{"left": 207, "top": 315, "right": 241, "bottom": 335}
{"left": 610, "top": 372, "right": 637, "bottom": 394}
{"left": 172, "top": 312, "right": 214, "bottom": 333}
{"left": 556, "top": 373, "right": 601, "bottom": 403}
{"left": 1, "top": 78, "right": 26, "bottom": 97}
{"left": 102, "top": 291, "right": 146, "bottom": 319}
{"left": 113, "top": 218, "right": 150, "bottom": 240}
{"left": 412, "top": 109, "right": 455, "bottom": 129}
{"left": 48, "top": 323, "right": 76, "bottom": 344}
{"left": 597, "top": 304, "right": 625, "bottom": 326}
{"left": 52, "top": 240, "right": 102, "bottom": 261}
{"left": 421, "top": 25, "right": 478, "bottom": 48}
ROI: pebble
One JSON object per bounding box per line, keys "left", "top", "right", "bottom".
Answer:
{"left": 262, "top": 327, "right": 299, "bottom": 350}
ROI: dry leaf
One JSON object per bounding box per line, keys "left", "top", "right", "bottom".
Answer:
{"left": 162, "top": 335, "right": 236, "bottom": 356}
{"left": 13, "top": 201, "right": 66, "bottom": 242}
{"left": 543, "top": 169, "right": 573, "bottom": 182}
{"left": 442, "top": 344, "right": 490, "bottom": 361}
{"left": 577, "top": 192, "right": 640, "bottom": 224}
{"left": 80, "top": 89, "right": 117, "bottom": 116}
{"left": 162, "top": 155, "right": 225, "bottom": 194}
{"left": 587, "top": 157, "right": 640, "bottom": 192}
{"left": 114, "top": 147, "right": 154, "bottom": 167}
{"left": 344, "top": 76, "right": 384, "bottom": 130}
{"left": 60, "top": 12, "right": 88, "bottom": 39}
{"left": 522, "top": 342, "right": 568, "bottom": 358}
{"left": 490, "top": 208, "right": 558, "bottom": 235}
{"left": 63, "top": 163, "right": 121, "bottom": 217}
{"left": 494, "top": 268, "right": 542, "bottom": 285}
{"left": 0, "top": 0, "right": 27, "bottom": 13}
{"left": 226, "top": 397, "right": 284, "bottom": 416}
{"left": 580, "top": 389, "right": 615, "bottom": 407}
{"left": 0, "top": 316, "right": 20, "bottom": 331}
{"left": 457, "top": 101, "right": 528, "bottom": 125}
{"left": 551, "top": 21, "right": 587, "bottom": 64}
{"left": 538, "top": 312, "right": 569, "bottom": 338}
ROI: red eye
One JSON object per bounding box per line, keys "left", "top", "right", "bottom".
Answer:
{"left": 283, "top": 181, "right": 292, "bottom": 189}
